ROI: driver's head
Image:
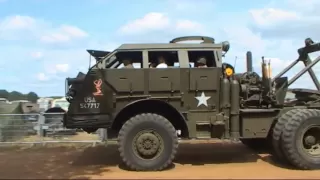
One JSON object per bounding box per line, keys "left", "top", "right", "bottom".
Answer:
{"left": 122, "top": 58, "right": 132, "bottom": 66}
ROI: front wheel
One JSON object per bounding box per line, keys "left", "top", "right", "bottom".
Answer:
{"left": 118, "top": 113, "right": 178, "bottom": 171}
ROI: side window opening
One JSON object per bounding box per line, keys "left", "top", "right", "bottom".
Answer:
{"left": 173, "top": 62, "right": 194, "bottom": 68}
{"left": 187, "top": 50, "right": 216, "bottom": 68}
{"left": 117, "top": 62, "right": 141, "bottom": 68}
{"left": 148, "top": 51, "right": 179, "bottom": 68}
{"left": 107, "top": 51, "right": 143, "bottom": 69}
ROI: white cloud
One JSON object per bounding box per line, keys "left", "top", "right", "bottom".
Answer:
{"left": 0, "top": 15, "right": 36, "bottom": 30}
{"left": 168, "top": 0, "right": 197, "bottom": 11}
{"left": 55, "top": 63, "right": 69, "bottom": 72}
{"left": 30, "top": 51, "right": 43, "bottom": 59}
{"left": 40, "top": 33, "right": 71, "bottom": 43}
{"left": 248, "top": 2, "right": 320, "bottom": 39}
{"left": 59, "top": 25, "right": 87, "bottom": 37}
{"left": 119, "top": 12, "right": 170, "bottom": 34}
{"left": 118, "top": 12, "right": 206, "bottom": 36}
{"left": 249, "top": 8, "right": 300, "bottom": 27}
{"left": 35, "top": 64, "right": 69, "bottom": 82}
{"left": 0, "top": 15, "right": 88, "bottom": 43}
{"left": 44, "top": 63, "right": 70, "bottom": 75}
{"left": 286, "top": 0, "right": 320, "bottom": 13}
{"left": 166, "top": 0, "right": 215, "bottom": 14}
{"left": 36, "top": 73, "right": 49, "bottom": 81}
{"left": 175, "top": 20, "right": 203, "bottom": 31}
{"left": 41, "top": 25, "right": 87, "bottom": 43}
{"left": 223, "top": 26, "right": 270, "bottom": 59}
{"left": 244, "top": 1, "right": 320, "bottom": 90}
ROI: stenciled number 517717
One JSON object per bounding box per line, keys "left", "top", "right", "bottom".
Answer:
{"left": 80, "top": 102, "right": 100, "bottom": 109}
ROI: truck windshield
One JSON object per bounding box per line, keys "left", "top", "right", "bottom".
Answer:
{"left": 106, "top": 51, "right": 143, "bottom": 69}
{"left": 91, "top": 50, "right": 142, "bottom": 69}
{"left": 90, "top": 50, "right": 117, "bottom": 69}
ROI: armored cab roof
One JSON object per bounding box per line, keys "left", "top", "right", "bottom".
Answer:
{"left": 116, "top": 36, "right": 229, "bottom": 51}
{"left": 117, "top": 43, "right": 224, "bottom": 50}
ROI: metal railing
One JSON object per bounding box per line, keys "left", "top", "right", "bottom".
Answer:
{"left": 0, "top": 112, "right": 107, "bottom": 146}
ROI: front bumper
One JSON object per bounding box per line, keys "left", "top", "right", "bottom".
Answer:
{"left": 63, "top": 112, "right": 113, "bottom": 129}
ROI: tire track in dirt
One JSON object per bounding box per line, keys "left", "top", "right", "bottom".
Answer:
{"left": 0, "top": 140, "right": 319, "bottom": 179}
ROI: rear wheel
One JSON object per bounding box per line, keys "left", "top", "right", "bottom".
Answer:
{"left": 272, "top": 109, "right": 302, "bottom": 164}
{"left": 281, "top": 109, "right": 320, "bottom": 170}
{"left": 0, "top": 128, "right": 4, "bottom": 142}
{"left": 118, "top": 113, "right": 178, "bottom": 171}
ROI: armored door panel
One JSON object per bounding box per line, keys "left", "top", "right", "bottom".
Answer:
{"left": 148, "top": 69, "right": 180, "bottom": 92}
{"left": 189, "top": 68, "right": 220, "bottom": 91}
{"left": 105, "top": 69, "right": 144, "bottom": 92}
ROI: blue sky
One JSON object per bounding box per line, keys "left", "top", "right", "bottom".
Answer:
{"left": 1, "top": 0, "right": 320, "bottom": 97}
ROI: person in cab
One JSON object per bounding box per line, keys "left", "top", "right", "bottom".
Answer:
{"left": 156, "top": 56, "right": 168, "bottom": 68}
{"left": 149, "top": 62, "right": 156, "bottom": 68}
{"left": 122, "top": 58, "right": 134, "bottom": 68}
{"left": 197, "top": 57, "right": 208, "bottom": 68}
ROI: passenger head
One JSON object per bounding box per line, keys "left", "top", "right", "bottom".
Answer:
{"left": 149, "top": 62, "right": 156, "bottom": 68}
{"left": 197, "top": 57, "right": 207, "bottom": 68}
{"left": 157, "top": 56, "right": 166, "bottom": 64}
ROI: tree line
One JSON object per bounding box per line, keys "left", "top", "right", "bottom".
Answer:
{"left": 0, "top": 90, "right": 39, "bottom": 103}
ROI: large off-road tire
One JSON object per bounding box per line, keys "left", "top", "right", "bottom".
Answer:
{"left": 118, "top": 113, "right": 178, "bottom": 171}
{"left": 240, "top": 138, "right": 270, "bottom": 151}
{"left": 0, "top": 128, "right": 4, "bottom": 142}
{"left": 281, "top": 109, "right": 320, "bottom": 170}
{"left": 272, "top": 109, "right": 302, "bottom": 163}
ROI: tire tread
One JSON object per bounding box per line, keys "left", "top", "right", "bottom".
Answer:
{"left": 272, "top": 109, "right": 302, "bottom": 162}
{"left": 118, "top": 113, "right": 178, "bottom": 171}
{"left": 281, "top": 109, "right": 320, "bottom": 170}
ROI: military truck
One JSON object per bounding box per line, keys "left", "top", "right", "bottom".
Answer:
{"left": 64, "top": 36, "right": 320, "bottom": 171}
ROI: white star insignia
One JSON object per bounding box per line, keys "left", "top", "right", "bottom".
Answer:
{"left": 195, "top": 92, "right": 211, "bottom": 107}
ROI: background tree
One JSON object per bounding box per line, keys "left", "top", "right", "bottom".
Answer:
{"left": 26, "top": 92, "right": 38, "bottom": 103}
{"left": 0, "top": 89, "right": 39, "bottom": 102}
{"left": 7, "top": 91, "right": 24, "bottom": 101}
{"left": 0, "top": 90, "right": 9, "bottom": 99}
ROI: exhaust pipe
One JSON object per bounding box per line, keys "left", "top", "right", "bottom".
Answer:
{"left": 246, "top": 51, "right": 253, "bottom": 72}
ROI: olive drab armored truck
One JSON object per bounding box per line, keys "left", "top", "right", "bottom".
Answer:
{"left": 64, "top": 36, "right": 320, "bottom": 171}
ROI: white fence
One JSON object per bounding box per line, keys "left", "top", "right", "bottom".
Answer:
{"left": 0, "top": 112, "right": 107, "bottom": 146}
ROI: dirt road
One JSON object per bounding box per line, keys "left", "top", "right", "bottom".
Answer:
{"left": 0, "top": 140, "right": 319, "bottom": 179}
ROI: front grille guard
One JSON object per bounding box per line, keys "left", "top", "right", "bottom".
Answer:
{"left": 65, "top": 78, "right": 73, "bottom": 102}
{"left": 65, "top": 78, "right": 69, "bottom": 95}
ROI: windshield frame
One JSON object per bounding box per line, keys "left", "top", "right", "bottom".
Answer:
{"left": 106, "top": 50, "right": 145, "bottom": 69}
{"left": 89, "top": 50, "right": 118, "bottom": 70}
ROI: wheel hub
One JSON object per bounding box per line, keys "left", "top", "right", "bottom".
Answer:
{"left": 134, "top": 131, "right": 163, "bottom": 159}
{"left": 302, "top": 126, "right": 320, "bottom": 156}
{"left": 304, "top": 135, "right": 316, "bottom": 146}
